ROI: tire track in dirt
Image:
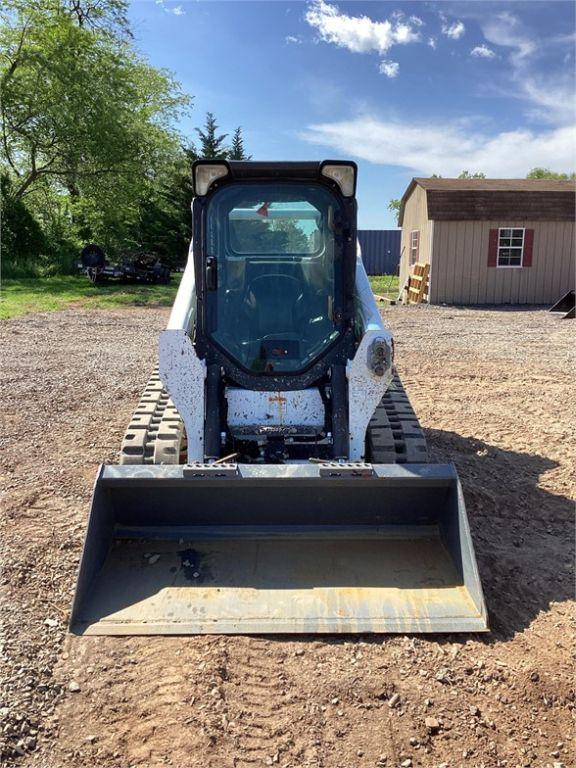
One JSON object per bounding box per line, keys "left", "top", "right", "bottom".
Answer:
{"left": 220, "top": 639, "right": 295, "bottom": 767}
{"left": 54, "top": 637, "right": 229, "bottom": 766}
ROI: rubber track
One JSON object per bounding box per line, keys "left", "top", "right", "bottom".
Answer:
{"left": 119, "top": 368, "right": 183, "bottom": 465}
{"left": 366, "top": 370, "right": 428, "bottom": 464}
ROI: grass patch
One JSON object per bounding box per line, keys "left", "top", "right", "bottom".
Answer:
{"left": 1, "top": 273, "right": 399, "bottom": 321}
{"left": 1, "top": 275, "right": 180, "bottom": 320}
{"left": 369, "top": 275, "right": 399, "bottom": 300}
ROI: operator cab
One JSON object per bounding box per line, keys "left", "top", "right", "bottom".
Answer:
{"left": 192, "top": 161, "right": 358, "bottom": 390}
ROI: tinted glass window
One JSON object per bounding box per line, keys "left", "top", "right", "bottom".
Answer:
{"left": 229, "top": 200, "right": 321, "bottom": 255}
{"left": 205, "top": 183, "right": 343, "bottom": 374}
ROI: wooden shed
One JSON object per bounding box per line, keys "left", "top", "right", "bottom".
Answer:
{"left": 398, "top": 178, "right": 575, "bottom": 305}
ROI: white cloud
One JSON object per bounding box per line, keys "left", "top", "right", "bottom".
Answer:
{"left": 305, "top": 0, "right": 421, "bottom": 55}
{"left": 428, "top": 36, "right": 437, "bottom": 50}
{"left": 379, "top": 60, "right": 399, "bottom": 78}
{"left": 155, "top": 0, "right": 185, "bottom": 15}
{"left": 480, "top": 12, "right": 574, "bottom": 125}
{"left": 470, "top": 44, "right": 496, "bottom": 59}
{"left": 481, "top": 12, "right": 535, "bottom": 64}
{"left": 441, "top": 18, "right": 465, "bottom": 40}
{"left": 300, "top": 116, "right": 576, "bottom": 177}
{"left": 285, "top": 35, "right": 302, "bottom": 45}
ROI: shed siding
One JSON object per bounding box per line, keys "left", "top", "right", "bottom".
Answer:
{"left": 431, "top": 220, "right": 575, "bottom": 304}
{"left": 399, "top": 184, "right": 431, "bottom": 290}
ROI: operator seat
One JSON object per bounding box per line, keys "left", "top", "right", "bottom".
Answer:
{"left": 243, "top": 274, "right": 304, "bottom": 339}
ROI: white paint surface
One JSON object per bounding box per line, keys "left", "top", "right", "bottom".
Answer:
{"left": 347, "top": 332, "right": 393, "bottom": 460}
{"left": 159, "top": 329, "right": 206, "bottom": 462}
{"left": 226, "top": 388, "right": 324, "bottom": 427}
{"left": 167, "top": 243, "right": 196, "bottom": 333}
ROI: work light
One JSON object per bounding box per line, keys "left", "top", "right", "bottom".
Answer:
{"left": 320, "top": 162, "right": 357, "bottom": 197}
{"left": 193, "top": 162, "right": 229, "bottom": 196}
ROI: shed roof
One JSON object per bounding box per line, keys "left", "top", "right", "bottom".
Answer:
{"left": 398, "top": 177, "right": 576, "bottom": 225}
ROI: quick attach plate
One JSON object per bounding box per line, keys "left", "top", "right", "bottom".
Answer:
{"left": 318, "top": 462, "right": 375, "bottom": 478}
{"left": 183, "top": 463, "right": 239, "bottom": 478}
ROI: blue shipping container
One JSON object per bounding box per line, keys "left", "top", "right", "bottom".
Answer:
{"left": 358, "top": 230, "right": 401, "bottom": 275}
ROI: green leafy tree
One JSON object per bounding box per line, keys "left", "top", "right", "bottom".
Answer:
{"left": 195, "top": 112, "right": 228, "bottom": 159}
{"left": 458, "top": 171, "right": 486, "bottom": 178}
{"left": 230, "top": 218, "right": 310, "bottom": 254}
{"left": 1, "top": 0, "right": 191, "bottom": 271}
{"left": 271, "top": 219, "right": 310, "bottom": 251}
{"left": 1, "top": 4, "right": 255, "bottom": 275}
{"left": 387, "top": 198, "right": 401, "bottom": 224}
{"left": 65, "top": 0, "right": 132, "bottom": 38}
{"left": 527, "top": 167, "right": 576, "bottom": 180}
{"left": 132, "top": 145, "right": 198, "bottom": 267}
{"left": 228, "top": 127, "right": 251, "bottom": 160}
{"left": 1, "top": 4, "right": 188, "bottom": 200}
{"left": 1, "top": 174, "right": 47, "bottom": 269}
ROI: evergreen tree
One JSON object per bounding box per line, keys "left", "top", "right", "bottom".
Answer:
{"left": 229, "top": 127, "right": 251, "bottom": 160}
{"left": 195, "top": 112, "right": 228, "bottom": 159}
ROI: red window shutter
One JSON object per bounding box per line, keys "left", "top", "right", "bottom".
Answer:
{"left": 488, "top": 229, "right": 498, "bottom": 267}
{"left": 410, "top": 230, "right": 419, "bottom": 264}
{"left": 523, "top": 229, "right": 534, "bottom": 267}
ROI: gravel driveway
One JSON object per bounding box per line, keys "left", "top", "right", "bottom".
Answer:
{"left": 1, "top": 305, "right": 573, "bottom": 768}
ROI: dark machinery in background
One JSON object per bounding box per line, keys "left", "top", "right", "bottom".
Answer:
{"left": 549, "top": 290, "right": 575, "bottom": 319}
{"left": 79, "top": 243, "right": 171, "bottom": 285}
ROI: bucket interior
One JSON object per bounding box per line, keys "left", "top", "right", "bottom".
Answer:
{"left": 70, "top": 466, "right": 488, "bottom": 634}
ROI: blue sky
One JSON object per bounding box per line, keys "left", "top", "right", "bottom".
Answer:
{"left": 128, "top": 0, "right": 575, "bottom": 228}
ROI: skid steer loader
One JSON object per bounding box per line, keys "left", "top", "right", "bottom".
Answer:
{"left": 70, "top": 160, "right": 488, "bottom": 635}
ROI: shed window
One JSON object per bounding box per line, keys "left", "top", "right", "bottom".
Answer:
{"left": 410, "top": 230, "right": 420, "bottom": 265}
{"left": 497, "top": 228, "right": 524, "bottom": 267}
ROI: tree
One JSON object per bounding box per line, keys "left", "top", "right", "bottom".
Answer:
{"left": 195, "top": 112, "right": 228, "bottom": 159}
{"left": 1, "top": 4, "right": 189, "bottom": 201}
{"left": 458, "top": 171, "right": 486, "bottom": 179}
{"left": 1, "top": 0, "right": 191, "bottom": 270}
{"left": 230, "top": 218, "right": 310, "bottom": 254}
{"left": 527, "top": 167, "right": 575, "bottom": 180}
{"left": 132, "top": 144, "right": 198, "bottom": 267}
{"left": 387, "top": 198, "right": 401, "bottom": 224}
{"left": 1, "top": 174, "right": 47, "bottom": 271}
{"left": 65, "top": 0, "right": 132, "bottom": 38}
{"left": 228, "top": 127, "right": 251, "bottom": 160}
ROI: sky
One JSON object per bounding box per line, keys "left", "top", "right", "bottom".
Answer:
{"left": 128, "top": 0, "right": 576, "bottom": 228}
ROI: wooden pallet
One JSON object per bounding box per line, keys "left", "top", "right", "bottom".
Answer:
{"left": 405, "top": 262, "right": 430, "bottom": 305}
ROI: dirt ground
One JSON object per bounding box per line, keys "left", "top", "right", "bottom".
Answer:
{"left": 1, "top": 304, "right": 574, "bottom": 768}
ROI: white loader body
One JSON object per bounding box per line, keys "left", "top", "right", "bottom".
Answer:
{"left": 160, "top": 244, "right": 392, "bottom": 462}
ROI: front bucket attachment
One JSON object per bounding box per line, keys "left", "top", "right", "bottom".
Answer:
{"left": 70, "top": 464, "right": 488, "bottom": 635}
